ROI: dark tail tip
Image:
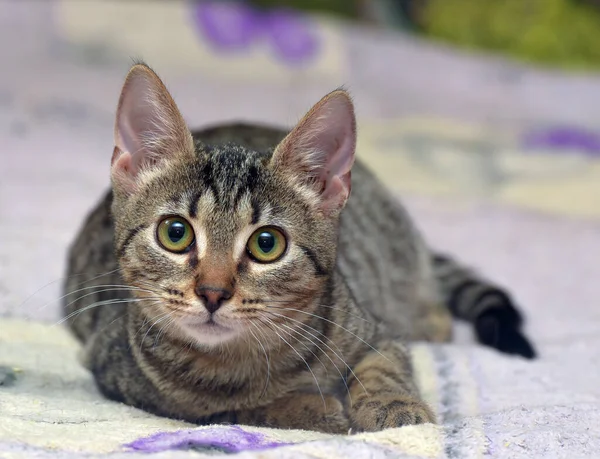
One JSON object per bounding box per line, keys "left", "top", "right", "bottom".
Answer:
{"left": 475, "top": 310, "right": 537, "bottom": 359}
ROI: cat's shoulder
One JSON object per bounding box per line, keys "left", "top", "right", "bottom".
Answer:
{"left": 84, "top": 189, "right": 114, "bottom": 230}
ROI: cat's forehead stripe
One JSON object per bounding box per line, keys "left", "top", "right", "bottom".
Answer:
{"left": 250, "top": 198, "right": 261, "bottom": 225}
{"left": 187, "top": 144, "right": 268, "bottom": 217}
{"left": 188, "top": 191, "right": 203, "bottom": 218}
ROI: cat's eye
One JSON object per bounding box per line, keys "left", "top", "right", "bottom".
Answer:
{"left": 246, "top": 227, "right": 287, "bottom": 263}
{"left": 156, "top": 217, "right": 195, "bottom": 253}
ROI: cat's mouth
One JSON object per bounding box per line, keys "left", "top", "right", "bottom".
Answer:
{"left": 203, "top": 317, "right": 229, "bottom": 330}
{"left": 190, "top": 317, "right": 231, "bottom": 331}
{"left": 176, "top": 315, "right": 239, "bottom": 344}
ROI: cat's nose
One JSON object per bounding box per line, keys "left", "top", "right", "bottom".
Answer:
{"left": 194, "top": 286, "right": 232, "bottom": 314}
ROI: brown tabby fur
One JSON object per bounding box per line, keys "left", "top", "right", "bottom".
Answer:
{"left": 63, "top": 64, "right": 535, "bottom": 434}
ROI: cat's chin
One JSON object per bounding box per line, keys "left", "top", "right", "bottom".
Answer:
{"left": 177, "top": 319, "right": 240, "bottom": 346}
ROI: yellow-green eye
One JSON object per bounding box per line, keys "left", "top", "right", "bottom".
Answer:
{"left": 247, "top": 227, "right": 287, "bottom": 263}
{"left": 157, "top": 217, "right": 195, "bottom": 253}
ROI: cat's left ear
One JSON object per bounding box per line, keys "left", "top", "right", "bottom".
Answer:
{"left": 271, "top": 89, "right": 356, "bottom": 214}
{"left": 111, "top": 63, "right": 194, "bottom": 194}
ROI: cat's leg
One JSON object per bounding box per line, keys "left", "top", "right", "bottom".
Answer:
{"left": 399, "top": 241, "right": 454, "bottom": 344}
{"left": 346, "top": 339, "right": 435, "bottom": 431}
{"left": 86, "top": 328, "right": 348, "bottom": 432}
{"left": 235, "top": 393, "right": 349, "bottom": 434}
{"left": 411, "top": 298, "right": 453, "bottom": 344}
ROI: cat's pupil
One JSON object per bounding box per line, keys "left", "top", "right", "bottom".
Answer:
{"left": 168, "top": 222, "right": 186, "bottom": 243}
{"left": 257, "top": 232, "right": 275, "bottom": 253}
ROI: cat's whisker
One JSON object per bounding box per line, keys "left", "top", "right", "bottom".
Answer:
{"left": 265, "top": 305, "right": 393, "bottom": 365}
{"left": 154, "top": 316, "right": 177, "bottom": 349}
{"left": 180, "top": 336, "right": 196, "bottom": 360}
{"left": 93, "top": 299, "right": 164, "bottom": 338}
{"left": 97, "top": 312, "right": 129, "bottom": 335}
{"left": 45, "top": 284, "right": 159, "bottom": 316}
{"left": 153, "top": 319, "right": 169, "bottom": 349}
{"left": 255, "top": 317, "right": 279, "bottom": 349}
{"left": 55, "top": 299, "right": 122, "bottom": 326}
{"left": 19, "top": 268, "right": 121, "bottom": 309}
{"left": 139, "top": 312, "right": 175, "bottom": 354}
{"left": 266, "top": 300, "right": 372, "bottom": 324}
{"left": 61, "top": 285, "right": 160, "bottom": 308}
{"left": 65, "top": 284, "right": 158, "bottom": 299}
{"left": 265, "top": 311, "right": 368, "bottom": 396}
{"left": 247, "top": 323, "right": 271, "bottom": 398}
{"left": 129, "top": 277, "right": 160, "bottom": 288}
{"left": 138, "top": 313, "right": 169, "bottom": 352}
{"left": 55, "top": 297, "right": 163, "bottom": 326}
{"left": 132, "top": 304, "right": 193, "bottom": 344}
{"left": 129, "top": 308, "right": 178, "bottom": 344}
{"left": 267, "top": 318, "right": 333, "bottom": 377}
{"left": 267, "top": 318, "right": 329, "bottom": 375}
{"left": 261, "top": 310, "right": 368, "bottom": 401}
{"left": 263, "top": 310, "right": 346, "bottom": 356}
{"left": 258, "top": 316, "right": 325, "bottom": 407}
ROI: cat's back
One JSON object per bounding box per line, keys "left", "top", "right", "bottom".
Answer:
{"left": 192, "top": 123, "right": 288, "bottom": 153}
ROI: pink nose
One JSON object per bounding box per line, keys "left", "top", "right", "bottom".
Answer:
{"left": 194, "top": 286, "right": 232, "bottom": 314}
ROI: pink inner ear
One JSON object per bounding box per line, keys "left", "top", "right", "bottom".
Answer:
{"left": 321, "top": 172, "right": 351, "bottom": 206}
{"left": 114, "top": 73, "right": 162, "bottom": 175}
{"left": 111, "top": 149, "right": 137, "bottom": 194}
{"left": 298, "top": 92, "right": 356, "bottom": 211}
{"left": 317, "top": 118, "right": 355, "bottom": 180}
{"left": 110, "top": 64, "right": 193, "bottom": 193}
{"left": 116, "top": 112, "right": 142, "bottom": 165}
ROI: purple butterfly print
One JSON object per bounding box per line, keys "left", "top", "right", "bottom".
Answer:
{"left": 192, "top": 1, "right": 320, "bottom": 65}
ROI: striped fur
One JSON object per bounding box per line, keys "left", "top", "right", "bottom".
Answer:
{"left": 433, "top": 254, "right": 535, "bottom": 358}
{"left": 62, "top": 64, "right": 535, "bottom": 434}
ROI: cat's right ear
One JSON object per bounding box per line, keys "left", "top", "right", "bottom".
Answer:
{"left": 111, "top": 63, "right": 194, "bottom": 194}
{"left": 270, "top": 89, "right": 356, "bottom": 215}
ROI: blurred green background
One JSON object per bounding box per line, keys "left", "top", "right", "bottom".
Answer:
{"left": 250, "top": 0, "right": 600, "bottom": 70}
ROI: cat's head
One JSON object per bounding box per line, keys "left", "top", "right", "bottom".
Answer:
{"left": 110, "top": 63, "right": 356, "bottom": 347}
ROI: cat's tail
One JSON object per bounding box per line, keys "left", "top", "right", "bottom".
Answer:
{"left": 432, "top": 253, "right": 537, "bottom": 359}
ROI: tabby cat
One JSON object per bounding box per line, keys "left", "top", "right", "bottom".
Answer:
{"left": 63, "top": 63, "right": 535, "bottom": 434}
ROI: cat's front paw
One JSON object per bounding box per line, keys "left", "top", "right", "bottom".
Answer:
{"left": 291, "top": 394, "right": 349, "bottom": 434}
{"left": 349, "top": 393, "right": 436, "bottom": 432}
{"left": 242, "top": 394, "right": 349, "bottom": 434}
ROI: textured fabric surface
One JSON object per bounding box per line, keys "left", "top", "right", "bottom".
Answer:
{"left": 2, "top": 300, "right": 600, "bottom": 459}
{"left": 1, "top": 1, "right": 600, "bottom": 458}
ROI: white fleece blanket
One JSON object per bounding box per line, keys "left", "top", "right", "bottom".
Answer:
{"left": 1, "top": 1, "right": 600, "bottom": 458}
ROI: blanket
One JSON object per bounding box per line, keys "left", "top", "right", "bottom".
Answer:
{"left": 1, "top": 1, "right": 599, "bottom": 458}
